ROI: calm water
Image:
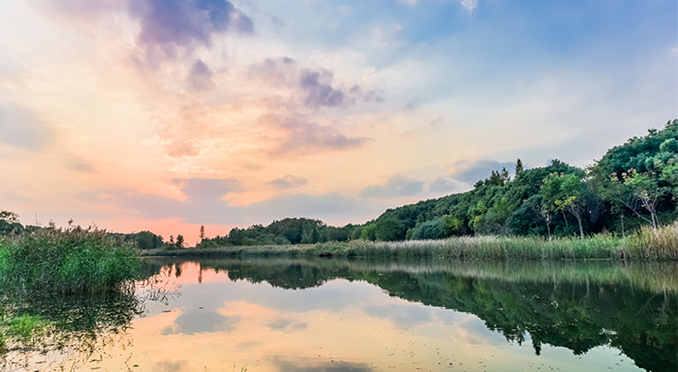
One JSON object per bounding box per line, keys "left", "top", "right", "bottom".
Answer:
{"left": 2, "top": 258, "right": 676, "bottom": 372}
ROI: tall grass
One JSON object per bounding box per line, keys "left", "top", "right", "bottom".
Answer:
{"left": 625, "top": 221, "right": 678, "bottom": 260}
{"left": 0, "top": 226, "right": 140, "bottom": 293}
{"left": 144, "top": 234, "right": 629, "bottom": 260}
{"left": 307, "top": 234, "right": 626, "bottom": 260}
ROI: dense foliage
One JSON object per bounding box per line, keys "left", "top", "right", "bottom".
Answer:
{"left": 197, "top": 218, "right": 357, "bottom": 248}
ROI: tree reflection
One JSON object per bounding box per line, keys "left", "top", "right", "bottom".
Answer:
{"left": 148, "top": 257, "right": 676, "bottom": 372}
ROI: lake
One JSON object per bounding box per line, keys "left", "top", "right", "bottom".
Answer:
{"left": 2, "top": 258, "right": 676, "bottom": 371}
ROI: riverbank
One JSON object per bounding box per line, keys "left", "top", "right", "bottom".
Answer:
{"left": 141, "top": 222, "right": 678, "bottom": 261}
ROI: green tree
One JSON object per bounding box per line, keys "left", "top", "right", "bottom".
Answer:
{"left": 515, "top": 159, "right": 524, "bottom": 176}
{"left": 542, "top": 173, "right": 587, "bottom": 238}
{"left": 135, "top": 231, "right": 161, "bottom": 250}
{"left": 375, "top": 217, "right": 406, "bottom": 241}
{"left": 0, "top": 210, "right": 23, "bottom": 236}
{"left": 361, "top": 223, "right": 377, "bottom": 241}
{"left": 624, "top": 172, "right": 665, "bottom": 229}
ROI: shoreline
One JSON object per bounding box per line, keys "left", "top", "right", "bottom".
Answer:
{"left": 139, "top": 225, "right": 678, "bottom": 261}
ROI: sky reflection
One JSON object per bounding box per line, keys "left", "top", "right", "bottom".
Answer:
{"left": 66, "top": 259, "right": 649, "bottom": 372}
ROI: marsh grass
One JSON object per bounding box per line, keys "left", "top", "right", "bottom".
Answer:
{"left": 0, "top": 226, "right": 140, "bottom": 293}
{"left": 145, "top": 224, "right": 678, "bottom": 261}
{"left": 626, "top": 222, "right": 678, "bottom": 260}
{"left": 143, "top": 234, "right": 627, "bottom": 260}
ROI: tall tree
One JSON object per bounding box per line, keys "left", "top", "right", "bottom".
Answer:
{"left": 542, "top": 173, "right": 587, "bottom": 238}
{"left": 515, "top": 159, "right": 524, "bottom": 176}
{"left": 624, "top": 173, "right": 665, "bottom": 229}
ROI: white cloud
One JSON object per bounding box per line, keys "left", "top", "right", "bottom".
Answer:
{"left": 460, "top": 0, "right": 478, "bottom": 13}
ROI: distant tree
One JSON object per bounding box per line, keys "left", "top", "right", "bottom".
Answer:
{"left": 176, "top": 234, "right": 185, "bottom": 248}
{"left": 135, "top": 231, "right": 161, "bottom": 250}
{"left": 0, "top": 210, "right": 23, "bottom": 236}
{"left": 0, "top": 211, "right": 20, "bottom": 224}
{"left": 351, "top": 226, "right": 364, "bottom": 240}
{"left": 199, "top": 225, "right": 205, "bottom": 240}
{"left": 515, "top": 159, "right": 524, "bottom": 176}
{"left": 375, "top": 217, "right": 406, "bottom": 241}
{"left": 361, "top": 223, "right": 377, "bottom": 241}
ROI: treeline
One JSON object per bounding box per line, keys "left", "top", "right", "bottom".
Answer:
{"left": 197, "top": 218, "right": 359, "bottom": 248}
{"left": 199, "top": 119, "right": 677, "bottom": 246}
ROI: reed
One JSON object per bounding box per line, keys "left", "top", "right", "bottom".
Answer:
{"left": 0, "top": 226, "right": 140, "bottom": 293}
{"left": 625, "top": 222, "right": 678, "bottom": 260}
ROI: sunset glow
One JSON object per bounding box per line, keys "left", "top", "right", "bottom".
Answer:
{"left": 1, "top": 0, "right": 675, "bottom": 242}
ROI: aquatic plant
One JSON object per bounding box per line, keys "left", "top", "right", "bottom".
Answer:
{"left": 0, "top": 225, "right": 140, "bottom": 293}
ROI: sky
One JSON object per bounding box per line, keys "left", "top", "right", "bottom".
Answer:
{"left": 0, "top": 0, "right": 676, "bottom": 243}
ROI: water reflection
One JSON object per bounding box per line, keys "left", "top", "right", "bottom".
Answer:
{"left": 2, "top": 258, "right": 676, "bottom": 372}
{"left": 0, "top": 289, "right": 142, "bottom": 371}
{"left": 141, "top": 258, "right": 676, "bottom": 372}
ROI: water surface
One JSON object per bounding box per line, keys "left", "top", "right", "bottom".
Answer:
{"left": 3, "top": 258, "right": 676, "bottom": 371}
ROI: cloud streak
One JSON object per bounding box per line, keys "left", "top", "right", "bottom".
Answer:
{"left": 104, "top": 187, "right": 371, "bottom": 225}
{"left": 269, "top": 175, "right": 307, "bottom": 189}
{"left": 248, "top": 58, "right": 384, "bottom": 109}
{"left": 360, "top": 175, "right": 424, "bottom": 198}
{"left": 263, "top": 115, "right": 369, "bottom": 156}
{"left": 128, "top": 0, "right": 253, "bottom": 59}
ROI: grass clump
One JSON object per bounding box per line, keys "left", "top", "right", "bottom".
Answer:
{"left": 625, "top": 222, "right": 678, "bottom": 260}
{"left": 0, "top": 226, "right": 140, "bottom": 293}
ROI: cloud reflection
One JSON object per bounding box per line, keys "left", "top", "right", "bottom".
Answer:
{"left": 161, "top": 310, "right": 241, "bottom": 335}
